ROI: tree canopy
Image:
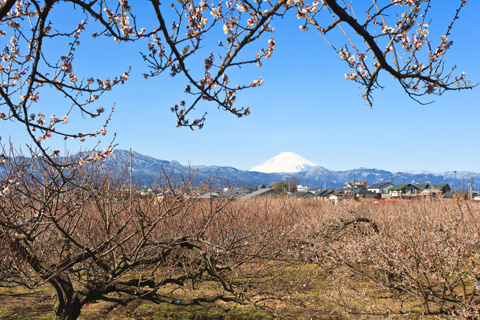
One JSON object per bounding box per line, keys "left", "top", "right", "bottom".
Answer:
{"left": 0, "top": 0, "right": 475, "bottom": 158}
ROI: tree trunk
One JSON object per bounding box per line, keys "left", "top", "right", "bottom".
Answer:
{"left": 50, "top": 275, "right": 82, "bottom": 320}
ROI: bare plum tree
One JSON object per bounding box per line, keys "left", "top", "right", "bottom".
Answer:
{"left": 0, "top": 151, "right": 301, "bottom": 320}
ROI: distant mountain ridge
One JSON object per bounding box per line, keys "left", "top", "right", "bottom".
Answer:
{"left": 105, "top": 149, "right": 479, "bottom": 190}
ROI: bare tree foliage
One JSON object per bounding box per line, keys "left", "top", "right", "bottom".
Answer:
{"left": 0, "top": 0, "right": 475, "bottom": 146}
{"left": 309, "top": 200, "right": 480, "bottom": 318}
{"left": 0, "top": 151, "right": 307, "bottom": 320}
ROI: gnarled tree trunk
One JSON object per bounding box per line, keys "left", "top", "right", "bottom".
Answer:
{"left": 50, "top": 275, "right": 82, "bottom": 320}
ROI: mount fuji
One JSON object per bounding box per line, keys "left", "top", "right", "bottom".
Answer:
{"left": 248, "top": 152, "right": 318, "bottom": 173}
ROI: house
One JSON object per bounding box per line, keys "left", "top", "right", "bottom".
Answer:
{"left": 420, "top": 183, "right": 452, "bottom": 199}
{"left": 340, "top": 185, "right": 367, "bottom": 194}
{"left": 367, "top": 182, "right": 394, "bottom": 194}
{"left": 341, "top": 186, "right": 378, "bottom": 199}
{"left": 296, "top": 185, "right": 309, "bottom": 192}
{"left": 354, "top": 188, "right": 379, "bottom": 199}
{"left": 389, "top": 184, "right": 419, "bottom": 199}
{"left": 433, "top": 183, "right": 451, "bottom": 194}
{"left": 329, "top": 192, "right": 354, "bottom": 203}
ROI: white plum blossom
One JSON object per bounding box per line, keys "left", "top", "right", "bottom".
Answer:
{"left": 223, "top": 24, "right": 232, "bottom": 34}
{"left": 382, "top": 26, "right": 395, "bottom": 34}
{"left": 345, "top": 73, "right": 357, "bottom": 80}
{"left": 210, "top": 8, "right": 221, "bottom": 19}
{"left": 236, "top": 4, "right": 247, "bottom": 12}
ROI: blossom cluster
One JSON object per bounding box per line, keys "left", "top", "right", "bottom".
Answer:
{"left": 338, "top": 48, "right": 369, "bottom": 81}
{"left": 80, "top": 149, "right": 113, "bottom": 165}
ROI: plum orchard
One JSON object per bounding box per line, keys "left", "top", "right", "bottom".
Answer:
{"left": 0, "top": 1, "right": 477, "bottom": 319}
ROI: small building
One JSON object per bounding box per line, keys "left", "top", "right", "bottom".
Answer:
{"left": 296, "top": 185, "right": 309, "bottom": 192}
{"left": 420, "top": 183, "right": 452, "bottom": 199}
{"left": 341, "top": 186, "right": 378, "bottom": 199}
{"left": 354, "top": 188, "right": 379, "bottom": 199}
{"left": 433, "top": 183, "right": 451, "bottom": 194}
{"left": 329, "top": 192, "right": 354, "bottom": 203}
{"left": 389, "top": 183, "right": 419, "bottom": 199}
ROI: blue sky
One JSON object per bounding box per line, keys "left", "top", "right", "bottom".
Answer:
{"left": 2, "top": 1, "right": 479, "bottom": 173}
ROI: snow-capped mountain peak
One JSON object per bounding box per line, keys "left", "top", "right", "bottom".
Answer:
{"left": 248, "top": 152, "right": 318, "bottom": 173}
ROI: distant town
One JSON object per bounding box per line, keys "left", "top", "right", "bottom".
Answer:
{"left": 141, "top": 180, "right": 480, "bottom": 203}
{"left": 111, "top": 149, "right": 479, "bottom": 202}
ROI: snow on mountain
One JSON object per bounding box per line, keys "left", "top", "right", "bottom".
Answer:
{"left": 404, "top": 170, "right": 437, "bottom": 175}
{"left": 248, "top": 152, "right": 318, "bottom": 173}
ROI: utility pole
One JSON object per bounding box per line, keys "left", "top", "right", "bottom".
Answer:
{"left": 468, "top": 174, "right": 475, "bottom": 200}
{"left": 454, "top": 170, "right": 457, "bottom": 192}
{"left": 461, "top": 173, "right": 464, "bottom": 192}
{"left": 353, "top": 178, "right": 356, "bottom": 199}
{"left": 129, "top": 148, "right": 133, "bottom": 200}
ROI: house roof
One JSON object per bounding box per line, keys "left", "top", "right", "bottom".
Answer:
{"left": 434, "top": 183, "right": 450, "bottom": 190}
{"left": 356, "top": 188, "right": 375, "bottom": 194}
{"left": 221, "top": 189, "right": 247, "bottom": 198}
{"left": 293, "top": 191, "right": 314, "bottom": 197}
{"left": 390, "top": 183, "right": 418, "bottom": 191}
{"left": 239, "top": 188, "right": 276, "bottom": 200}
{"left": 368, "top": 182, "right": 393, "bottom": 189}
{"left": 416, "top": 183, "right": 429, "bottom": 190}
{"left": 315, "top": 190, "right": 334, "bottom": 197}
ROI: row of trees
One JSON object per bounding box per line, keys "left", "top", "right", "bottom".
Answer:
{"left": 270, "top": 177, "right": 300, "bottom": 193}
